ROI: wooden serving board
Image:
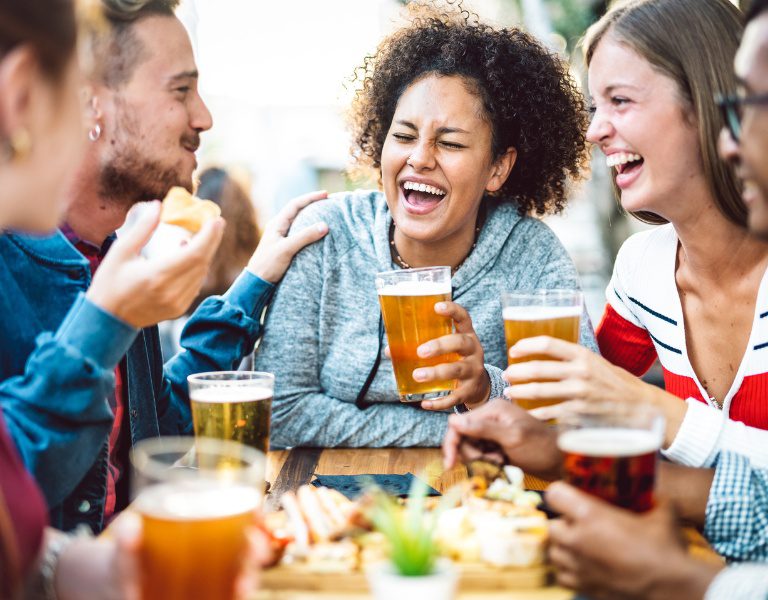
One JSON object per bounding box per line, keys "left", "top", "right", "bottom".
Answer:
{"left": 261, "top": 561, "right": 551, "bottom": 592}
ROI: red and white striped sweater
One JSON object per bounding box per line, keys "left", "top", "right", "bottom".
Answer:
{"left": 597, "top": 225, "right": 768, "bottom": 430}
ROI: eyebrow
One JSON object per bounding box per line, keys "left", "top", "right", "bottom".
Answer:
{"left": 167, "top": 70, "right": 199, "bottom": 84}
{"left": 602, "top": 83, "right": 642, "bottom": 94}
{"left": 395, "top": 120, "right": 469, "bottom": 134}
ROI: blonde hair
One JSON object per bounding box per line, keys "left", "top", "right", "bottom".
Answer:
{"left": 584, "top": 0, "right": 744, "bottom": 226}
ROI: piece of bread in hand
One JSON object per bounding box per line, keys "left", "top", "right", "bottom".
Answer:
{"left": 160, "top": 186, "right": 221, "bottom": 233}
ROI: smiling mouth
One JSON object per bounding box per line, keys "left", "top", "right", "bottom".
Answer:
{"left": 606, "top": 151, "right": 644, "bottom": 176}
{"left": 401, "top": 180, "right": 447, "bottom": 210}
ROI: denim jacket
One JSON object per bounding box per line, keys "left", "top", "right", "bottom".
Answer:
{"left": 0, "top": 230, "right": 273, "bottom": 532}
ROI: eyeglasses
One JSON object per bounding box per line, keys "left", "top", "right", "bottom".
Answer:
{"left": 716, "top": 91, "right": 768, "bottom": 142}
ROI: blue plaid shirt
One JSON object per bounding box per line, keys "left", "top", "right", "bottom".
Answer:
{"left": 705, "top": 450, "right": 768, "bottom": 562}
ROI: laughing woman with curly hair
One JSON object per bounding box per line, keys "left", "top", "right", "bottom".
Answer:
{"left": 254, "top": 2, "right": 595, "bottom": 448}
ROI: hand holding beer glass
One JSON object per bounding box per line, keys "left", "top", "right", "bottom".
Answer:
{"left": 376, "top": 267, "right": 459, "bottom": 403}
{"left": 188, "top": 371, "right": 274, "bottom": 453}
{"left": 131, "top": 437, "right": 265, "bottom": 600}
{"left": 502, "top": 289, "right": 582, "bottom": 410}
{"left": 557, "top": 402, "right": 664, "bottom": 512}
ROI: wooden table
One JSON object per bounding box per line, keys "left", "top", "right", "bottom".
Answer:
{"left": 255, "top": 447, "right": 573, "bottom": 600}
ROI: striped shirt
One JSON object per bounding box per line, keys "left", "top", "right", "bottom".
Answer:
{"left": 598, "top": 224, "right": 768, "bottom": 429}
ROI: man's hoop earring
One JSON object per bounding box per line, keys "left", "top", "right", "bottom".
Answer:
{"left": 88, "top": 123, "right": 101, "bottom": 142}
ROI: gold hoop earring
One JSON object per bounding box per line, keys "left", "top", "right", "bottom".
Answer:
{"left": 9, "top": 129, "right": 31, "bottom": 160}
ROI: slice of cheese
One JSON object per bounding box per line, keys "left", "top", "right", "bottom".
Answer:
{"left": 160, "top": 186, "right": 221, "bottom": 233}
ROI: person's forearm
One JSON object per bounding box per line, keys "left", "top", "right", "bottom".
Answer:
{"left": 650, "top": 553, "right": 723, "bottom": 600}
{"left": 637, "top": 382, "right": 687, "bottom": 448}
{"left": 53, "top": 535, "right": 116, "bottom": 600}
{"left": 656, "top": 461, "right": 715, "bottom": 526}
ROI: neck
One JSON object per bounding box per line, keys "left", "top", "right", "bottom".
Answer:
{"left": 673, "top": 203, "right": 768, "bottom": 281}
{"left": 393, "top": 220, "right": 477, "bottom": 271}
{"left": 62, "top": 159, "right": 131, "bottom": 245}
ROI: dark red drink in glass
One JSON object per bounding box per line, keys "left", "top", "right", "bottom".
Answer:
{"left": 558, "top": 427, "right": 659, "bottom": 512}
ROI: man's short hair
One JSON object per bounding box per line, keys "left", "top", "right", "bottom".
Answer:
{"left": 95, "top": 0, "right": 181, "bottom": 88}
{"left": 747, "top": 0, "right": 768, "bottom": 23}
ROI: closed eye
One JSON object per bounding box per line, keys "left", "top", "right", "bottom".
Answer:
{"left": 440, "top": 141, "right": 466, "bottom": 149}
{"left": 392, "top": 132, "right": 416, "bottom": 142}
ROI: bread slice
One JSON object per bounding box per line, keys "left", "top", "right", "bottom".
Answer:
{"left": 160, "top": 186, "right": 221, "bottom": 233}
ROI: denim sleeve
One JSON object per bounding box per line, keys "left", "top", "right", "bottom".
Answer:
{"left": 705, "top": 451, "right": 768, "bottom": 561}
{"left": 0, "top": 294, "right": 137, "bottom": 507}
{"left": 161, "top": 270, "right": 274, "bottom": 424}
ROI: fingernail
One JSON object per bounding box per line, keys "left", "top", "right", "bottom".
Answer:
{"left": 435, "top": 302, "right": 447, "bottom": 312}
{"left": 316, "top": 222, "right": 328, "bottom": 233}
{"left": 417, "top": 343, "right": 433, "bottom": 358}
{"left": 413, "top": 368, "right": 428, "bottom": 381}
{"left": 422, "top": 401, "right": 433, "bottom": 409}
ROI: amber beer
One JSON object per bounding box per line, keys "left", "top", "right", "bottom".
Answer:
{"left": 376, "top": 267, "right": 457, "bottom": 402}
{"left": 130, "top": 437, "right": 265, "bottom": 600}
{"left": 188, "top": 372, "right": 274, "bottom": 453}
{"left": 558, "top": 428, "right": 659, "bottom": 512}
{"left": 137, "top": 483, "right": 260, "bottom": 600}
{"left": 501, "top": 291, "right": 582, "bottom": 410}
{"left": 191, "top": 387, "right": 272, "bottom": 453}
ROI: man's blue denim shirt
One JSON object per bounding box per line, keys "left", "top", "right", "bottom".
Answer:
{"left": 0, "top": 230, "right": 273, "bottom": 532}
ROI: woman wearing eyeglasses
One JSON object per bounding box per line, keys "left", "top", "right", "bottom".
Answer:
{"left": 447, "top": 0, "right": 768, "bottom": 473}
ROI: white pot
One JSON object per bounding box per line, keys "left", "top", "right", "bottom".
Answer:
{"left": 366, "top": 559, "right": 458, "bottom": 600}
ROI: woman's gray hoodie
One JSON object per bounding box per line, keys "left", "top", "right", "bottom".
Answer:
{"left": 255, "top": 190, "right": 595, "bottom": 448}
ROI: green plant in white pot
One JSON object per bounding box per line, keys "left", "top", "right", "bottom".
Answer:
{"left": 365, "top": 478, "right": 458, "bottom": 600}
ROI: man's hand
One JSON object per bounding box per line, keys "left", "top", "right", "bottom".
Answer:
{"left": 442, "top": 398, "right": 561, "bottom": 479}
{"left": 246, "top": 191, "right": 329, "bottom": 283}
{"left": 86, "top": 201, "right": 224, "bottom": 329}
{"left": 546, "top": 482, "right": 723, "bottom": 600}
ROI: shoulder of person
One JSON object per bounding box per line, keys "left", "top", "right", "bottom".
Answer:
{"left": 495, "top": 208, "right": 566, "bottom": 255}
{"left": 614, "top": 223, "right": 676, "bottom": 269}
{"left": 289, "top": 189, "right": 381, "bottom": 230}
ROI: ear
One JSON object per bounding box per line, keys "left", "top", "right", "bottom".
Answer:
{"left": 82, "top": 84, "right": 103, "bottom": 123}
{"left": 0, "top": 46, "right": 37, "bottom": 138}
{"left": 485, "top": 146, "right": 517, "bottom": 193}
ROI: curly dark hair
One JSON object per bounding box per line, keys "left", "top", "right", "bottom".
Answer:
{"left": 349, "top": 2, "right": 589, "bottom": 216}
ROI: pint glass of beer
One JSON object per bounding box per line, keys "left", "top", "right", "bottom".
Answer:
{"left": 501, "top": 289, "right": 582, "bottom": 409}
{"left": 188, "top": 371, "right": 274, "bottom": 453}
{"left": 557, "top": 403, "right": 665, "bottom": 512}
{"left": 131, "top": 436, "right": 265, "bottom": 600}
{"left": 376, "top": 266, "right": 457, "bottom": 402}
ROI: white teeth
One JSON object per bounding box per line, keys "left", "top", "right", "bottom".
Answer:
{"left": 606, "top": 152, "right": 643, "bottom": 168}
{"left": 402, "top": 181, "right": 446, "bottom": 196}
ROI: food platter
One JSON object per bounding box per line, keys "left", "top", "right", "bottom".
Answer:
{"left": 259, "top": 465, "right": 552, "bottom": 592}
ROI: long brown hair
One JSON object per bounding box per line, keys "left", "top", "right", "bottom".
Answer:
{"left": 583, "top": 0, "right": 744, "bottom": 226}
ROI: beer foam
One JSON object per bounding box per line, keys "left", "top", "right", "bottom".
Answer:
{"left": 377, "top": 280, "right": 451, "bottom": 296}
{"left": 502, "top": 305, "right": 581, "bottom": 321}
{"left": 557, "top": 428, "right": 661, "bottom": 457}
{"left": 136, "top": 483, "right": 261, "bottom": 520}
{"left": 190, "top": 386, "right": 272, "bottom": 404}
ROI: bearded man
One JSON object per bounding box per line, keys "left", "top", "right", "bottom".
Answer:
{"left": 0, "top": 0, "right": 327, "bottom": 533}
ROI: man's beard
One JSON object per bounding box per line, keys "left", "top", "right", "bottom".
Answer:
{"left": 98, "top": 146, "right": 191, "bottom": 208}
{"left": 97, "top": 97, "right": 197, "bottom": 208}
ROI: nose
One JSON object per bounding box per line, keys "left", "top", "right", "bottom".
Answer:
{"left": 190, "top": 90, "right": 213, "bottom": 132}
{"left": 586, "top": 107, "right": 613, "bottom": 145}
{"left": 407, "top": 139, "right": 436, "bottom": 171}
{"left": 718, "top": 127, "right": 740, "bottom": 165}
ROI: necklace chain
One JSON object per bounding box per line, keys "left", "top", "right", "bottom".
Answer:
{"left": 388, "top": 220, "right": 480, "bottom": 276}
